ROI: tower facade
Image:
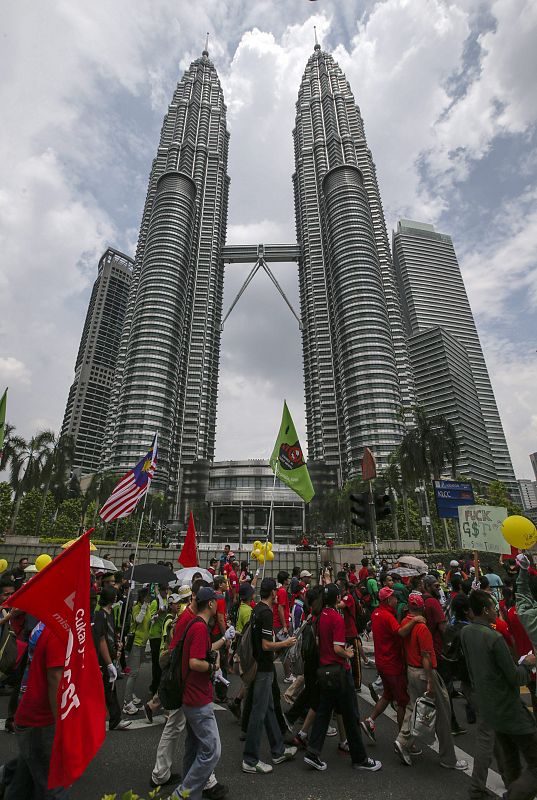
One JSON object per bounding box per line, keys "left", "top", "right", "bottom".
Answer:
{"left": 104, "top": 48, "right": 230, "bottom": 506}
{"left": 62, "top": 248, "right": 133, "bottom": 474}
{"left": 293, "top": 45, "right": 413, "bottom": 480}
{"left": 393, "top": 219, "right": 517, "bottom": 494}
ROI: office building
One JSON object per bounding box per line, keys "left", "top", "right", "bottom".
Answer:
{"left": 518, "top": 479, "right": 537, "bottom": 511}
{"left": 62, "top": 248, "right": 133, "bottom": 473}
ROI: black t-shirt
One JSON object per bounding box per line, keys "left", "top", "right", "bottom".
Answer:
{"left": 93, "top": 608, "right": 117, "bottom": 666}
{"left": 252, "top": 601, "right": 275, "bottom": 672}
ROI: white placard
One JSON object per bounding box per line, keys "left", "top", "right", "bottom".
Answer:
{"left": 458, "top": 505, "right": 510, "bottom": 554}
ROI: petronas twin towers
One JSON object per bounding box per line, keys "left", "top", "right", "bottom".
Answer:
{"left": 102, "top": 42, "right": 414, "bottom": 510}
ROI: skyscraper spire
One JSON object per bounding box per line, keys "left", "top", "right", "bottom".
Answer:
{"left": 203, "top": 31, "right": 209, "bottom": 57}
{"left": 313, "top": 25, "right": 320, "bottom": 51}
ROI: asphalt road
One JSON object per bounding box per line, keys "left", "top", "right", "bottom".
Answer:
{"left": 0, "top": 649, "right": 504, "bottom": 800}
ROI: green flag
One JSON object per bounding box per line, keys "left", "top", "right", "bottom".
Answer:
{"left": 0, "top": 388, "right": 6, "bottom": 458}
{"left": 270, "top": 400, "right": 314, "bottom": 503}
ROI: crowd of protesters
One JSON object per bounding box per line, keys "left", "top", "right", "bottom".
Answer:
{"left": 1, "top": 546, "right": 537, "bottom": 799}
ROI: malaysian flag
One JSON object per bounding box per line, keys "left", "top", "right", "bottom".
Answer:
{"left": 99, "top": 433, "right": 158, "bottom": 522}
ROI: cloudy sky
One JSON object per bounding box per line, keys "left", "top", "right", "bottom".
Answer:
{"left": 1, "top": 0, "right": 536, "bottom": 479}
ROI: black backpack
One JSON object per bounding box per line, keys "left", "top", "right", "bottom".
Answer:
{"left": 158, "top": 617, "right": 205, "bottom": 710}
{"left": 300, "top": 617, "right": 319, "bottom": 667}
{"left": 440, "top": 622, "right": 469, "bottom": 682}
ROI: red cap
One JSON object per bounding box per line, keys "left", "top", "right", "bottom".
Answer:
{"left": 379, "top": 586, "right": 394, "bottom": 601}
{"left": 408, "top": 592, "right": 425, "bottom": 608}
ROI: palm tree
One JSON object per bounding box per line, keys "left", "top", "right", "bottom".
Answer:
{"left": 7, "top": 430, "right": 55, "bottom": 532}
{"left": 0, "top": 423, "right": 16, "bottom": 473}
{"left": 35, "top": 433, "right": 75, "bottom": 536}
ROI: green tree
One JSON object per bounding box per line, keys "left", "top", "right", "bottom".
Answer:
{"left": 16, "top": 488, "right": 45, "bottom": 535}
{"left": 53, "top": 498, "right": 83, "bottom": 537}
{"left": 35, "top": 433, "right": 75, "bottom": 535}
{"left": 0, "top": 482, "right": 12, "bottom": 533}
{"left": 5, "top": 430, "right": 56, "bottom": 532}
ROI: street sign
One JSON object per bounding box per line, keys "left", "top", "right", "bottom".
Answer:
{"left": 458, "top": 505, "right": 510, "bottom": 554}
{"left": 433, "top": 479, "right": 475, "bottom": 519}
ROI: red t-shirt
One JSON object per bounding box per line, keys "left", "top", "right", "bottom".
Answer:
{"left": 423, "top": 594, "right": 445, "bottom": 659}
{"left": 181, "top": 619, "right": 213, "bottom": 707}
{"left": 272, "top": 586, "right": 290, "bottom": 630}
{"left": 318, "top": 607, "right": 349, "bottom": 670}
{"left": 402, "top": 615, "right": 437, "bottom": 669}
{"left": 169, "top": 606, "right": 195, "bottom": 651}
{"left": 348, "top": 572, "right": 358, "bottom": 585}
{"left": 358, "top": 567, "right": 369, "bottom": 582}
{"left": 340, "top": 593, "right": 358, "bottom": 639}
{"left": 228, "top": 570, "right": 239, "bottom": 596}
{"left": 371, "top": 604, "right": 404, "bottom": 675}
{"left": 16, "top": 627, "right": 65, "bottom": 727}
{"left": 494, "top": 617, "right": 513, "bottom": 649}
{"left": 507, "top": 607, "right": 533, "bottom": 658}
{"left": 211, "top": 595, "right": 227, "bottom": 637}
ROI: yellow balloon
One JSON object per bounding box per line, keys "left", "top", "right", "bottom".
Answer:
{"left": 266, "top": 550, "right": 274, "bottom": 561}
{"left": 266, "top": 541, "right": 273, "bottom": 551}
{"left": 257, "top": 553, "right": 265, "bottom": 564}
{"left": 253, "top": 540, "right": 262, "bottom": 550}
{"left": 501, "top": 516, "right": 537, "bottom": 550}
{"left": 251, "top": 549, "right": 261, "bottom": 560}
{"left": 0, "top": 558, "right": 8, "bottom": 574}
{"left": 35, "top": 554, "right": 52, "bottom": 572}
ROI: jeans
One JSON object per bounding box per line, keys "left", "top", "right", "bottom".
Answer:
{"left": 124, "top": 643, "right": 145, "bottom": 704}
{"left": 171, "top": 704, "right": 221, "bottom": 800}
{"left": 308, "top": 668, "right": 367, "bottom": 765}
{"left": 243, "top": 670, "right": 286, "bottom": 765}
{"left": 152, "top": 707, "right": 216, "bottom": 789}
{"left": 242, "top": 671, "right": 286, "bottom": 736}
{"left": 149, "top": 637, "right": 162, "bottom": 695}
{"left": 6, "top": 724, "right": 69, "bottom": 799}
{"left": 495, "top": 730, "right": 537, "bottom": 800}
{"left": 396, "top": 666, "right": 456, "bottom": 766}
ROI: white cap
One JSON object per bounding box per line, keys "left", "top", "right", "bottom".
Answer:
{"left": 177, "top": 584, "right": 192, "bottom": 600}
{"left": 450, "top": 560, "right": 459, "bottom": 567}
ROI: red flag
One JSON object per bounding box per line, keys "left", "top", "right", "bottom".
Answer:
{"left": 179, "top": 512, "right": 198, "bottom": 567}
{"left": 361, "top": 447, "right": 377, "bottom": 481}
{"left": 2, "top": 530, "right": 105, "bottom": 788}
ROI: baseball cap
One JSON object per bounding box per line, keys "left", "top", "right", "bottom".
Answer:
{"left": 177, "top": 585, "right": 192, "bottom": 600}
{"left": 450, "top": 560, "right": 459, "bottom": 567}
{"left": 196, "top": 586, "right": 217, "bottom": 603}
{"left": 239, "top": 582, "right": 255, "bottom": 600}
{"left": 300, "top": 570, "right": 312, "bottom": 578}
{"left": 168, "top": 593, "right": 182, "bottom": 604}
{"left": 379, "top": 586, "right": 394, "bottom": 601}
{"left": 408, "top": 592, "right": 425, "bottom": 608}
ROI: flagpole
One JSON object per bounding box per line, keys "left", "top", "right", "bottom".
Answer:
{"left": 117, "top": 489, "right": 149, "bottom": 661}
{"left": 262, "top": 461, "right": 278, "bottom": 580}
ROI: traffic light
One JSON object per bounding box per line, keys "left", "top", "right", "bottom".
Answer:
{"left": 349, "top": 492, "right": 368, "bottom": 528}
{"left": 374, "top": 490, "right": 392, "bottom": 521}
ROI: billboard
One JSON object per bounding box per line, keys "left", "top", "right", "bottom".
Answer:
{"left": 433, "top": 480, "right": 475, "bottom": 520}
{"left": 458, "top": 505, "right": 511, "bottom": 554}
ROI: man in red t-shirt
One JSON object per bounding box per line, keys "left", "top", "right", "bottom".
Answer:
{"left": 303, "top": 584, "right": 381, "bottom": 773}
{"left": 394, "top": 593, "right": 466, "bottom": 770}
{"left": 422, "top": 575, "right": 446, "bottom": 661}
{"left": 7, "top": 623, "right": 68, "bottom": 798}
{"left": 336, "top": 574, "right": 361, "bottom": 689}
{"left": 348, "top": 564, "right": 358, "bottom": 585}
{"left": 173, "top": 587, "right": 222, "bottom": 800}
{"left": 273, "top": 571, "right": 293, "bottom": 681}
{"left": 358, "top": 558, "right": 369, "bottom": 583}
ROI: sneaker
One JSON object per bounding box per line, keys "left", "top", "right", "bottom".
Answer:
{"left": 326, "top": 725, "right": 338, "bottom": 737}
{"left": 123, "top": 702, "right": 138, "bottom": 716}
{"left": 143, "top": 702, "right": 153, "bottom": 724}
{"left": 110, "top": 719, "right": 132, "bottom": 730}
{"left": 451, "top": 725, "right": 467, "bottom": 736}
{"left": 409, "top": 744, "right": 422, "bottom": 755}
{"left": 242, "top": 760, "right": 273, "bottom": 774}
{"left": 132, "top": 694, "right": 142, "bottom": 705}
{"left": 150, "top": 772, "right": 181, "bottom": 789}
{"left": 353, "top": 757, "right": 382, "bottom": 772}
{"left": 362, "top": 657, "right": 373, "bottom": 666}
{"left": 360, "top": 718, "right": 376, "bottom": 742}
{"left": 394, "top": 740, "right": 412, "bottom": 767}
{"left": 440, "top": 760, "right": 469, "bottom": 770}
{"left": 338, "top": 740, "right": 350, "bottom": 753}
{"left": 283, "top": 674, "right": 296, "bottom": 684}
{"left": 368, "top": 682, "right": 379, "bottom": 703}
{"left": 202, "top": 783, "right": 229, "bottom": 799}
{"left": 304, "top": 753, "right": 327, "bottom": 771}
{"left": 272, "top": 746, "right": 297, "bottom": 764}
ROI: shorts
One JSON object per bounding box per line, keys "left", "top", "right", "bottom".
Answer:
{"left": 378, "top": 671, "right": 409, "bottom": 707}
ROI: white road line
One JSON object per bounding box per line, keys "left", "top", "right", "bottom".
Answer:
{"left": 358, "top": 685, "right": 505, "bottom": 797}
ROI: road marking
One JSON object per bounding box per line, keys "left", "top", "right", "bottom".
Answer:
{"left": 358, "top": 686, "right": 505, "bottom": 797}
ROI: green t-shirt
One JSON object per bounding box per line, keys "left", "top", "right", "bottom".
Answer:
{"left": 367, "top": 577, "right": 379, "bottom": 608}
{"left": 131, "top": 601, "right": 152, "bottom": 646}
{"left": 159, "top": 613, "right": 176, "bottom": 654}
{"left": 149, "top": 598, "right": 168, "bottom": 639}
{"left": 236, "top": 602, "right": 253, "bottom": 634}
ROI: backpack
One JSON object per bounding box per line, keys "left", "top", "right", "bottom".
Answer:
{"left": 300, "top": 617, "right": 319, "bottom": 667}
{"left": 237, "top": 610, "right": 257, "bottom": 685}
{"left": 158, "top": 617, "right": 205, "bottom": 710}
{"left": 440, "top": 622, "right": 469, "bottom": 682}
{"left": 0, "top": 614, "right": 17, "bottom": 679}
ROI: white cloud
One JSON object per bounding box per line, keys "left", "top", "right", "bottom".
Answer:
{"left": 0, "top": 358, "right": 31, "bottom": 386}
